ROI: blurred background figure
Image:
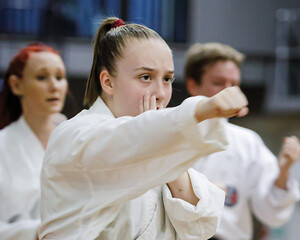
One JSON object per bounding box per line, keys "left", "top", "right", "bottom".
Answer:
{"left": 1, "top": 0, "right": 300, "bottom": 239}
{"left": 184, "top": 42, "right": 300, "bottom": 240}
{"left": 0, "top": 42, "right": 68, "bottom": 240}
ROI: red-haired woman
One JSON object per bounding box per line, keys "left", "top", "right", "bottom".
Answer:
{"left": 0, "top": 43, "right": 68, "bottom": 240}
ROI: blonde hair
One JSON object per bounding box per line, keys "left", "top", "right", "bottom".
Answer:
{"left": 84, "top": 17, "right": 164, "bottom": 107}
{"left": 184, "top": 42, "right": 245, "bottom": 84}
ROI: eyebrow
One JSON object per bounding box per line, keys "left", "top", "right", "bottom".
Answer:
{"left": 35, "top": 67, "right": 47, "bottom": 71}
{"left": 134, "top": 67, "right": 174, "bottom": 74}
{"left": 36, "top": 67, "right": 64, "bottom": 72}
{"left": 212, "top": 76, "right": 240, "bottom": 81}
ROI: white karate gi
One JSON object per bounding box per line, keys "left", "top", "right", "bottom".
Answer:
{"left": 0, "top": 117, "right": 44, "bottom": 240}
{"left": 193, "top": 122, "right": 300, "bottom": 240}
{"left": 39, "top": 96, "right": 228, "bottom": 240}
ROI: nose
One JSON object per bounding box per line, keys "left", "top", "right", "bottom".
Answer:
{"left": 152, "top": 80, "right": 167, "bottom": 101}
{"left": 49, "top": 77, "right": 59, "bottom": 91}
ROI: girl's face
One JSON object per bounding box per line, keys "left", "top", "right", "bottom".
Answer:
{"left": 16, "top": 51, "right": 68, "bottom": 115}
{"left": 107, "top": 38, "right": 174, "bottom": 117}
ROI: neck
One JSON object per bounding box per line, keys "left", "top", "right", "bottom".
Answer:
{"left": 101, "top": 94, "right": 115, "bottom": 115}
{"left": 23, "top": 111, "right": 57, "bottom": 149}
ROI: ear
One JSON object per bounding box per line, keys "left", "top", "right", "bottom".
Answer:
{"left": 186, "top": 78, "right": 200, "bottom": 96}
{"left": 100, "top": 70, "right": 114, "bottom": 96}
{"left": 8, "top": 75, "right": 23, "bottom": 96}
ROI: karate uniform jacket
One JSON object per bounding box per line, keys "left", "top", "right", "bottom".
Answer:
{"left": 39, "top": 96, "right": 228, "bottom": 240}
{"left": 0, "top": 117, "right": 43, "bottom": 240}
{"left": 193, "top": 122, "right": 300, "bottom": 240}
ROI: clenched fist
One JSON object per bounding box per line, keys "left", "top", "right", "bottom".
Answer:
{"left": 195, "top": 86, "right": 249, "bottom": 122}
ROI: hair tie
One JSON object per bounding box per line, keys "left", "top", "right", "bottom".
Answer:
{"left": 111, "top": 19, "right": 125, "bottom": 28}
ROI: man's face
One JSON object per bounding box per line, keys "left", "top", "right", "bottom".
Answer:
{"left": 189, "top": 60, "right": 241, "bottom": 97}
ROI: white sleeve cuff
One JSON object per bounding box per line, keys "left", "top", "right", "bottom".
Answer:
{"left": 270, "top": 178, "right": 300, "bottom": 206}
{"left": 0, "top": 219, "right": 40, "bottom": 240}
{"left": 174, "top": 96, "right": 228, "bottom": 155}
{"left": 162, "top": 168, "right": 225, "bottom": 222}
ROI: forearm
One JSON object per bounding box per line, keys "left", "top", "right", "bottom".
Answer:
{"left": 167, "top": 171, "right": 199, "bottom": 206}
{"left": 275, "top": 166, "right": 290, "bottom": 190}
{"left": 275, "top": 135, "right": 300, "bottom": 190}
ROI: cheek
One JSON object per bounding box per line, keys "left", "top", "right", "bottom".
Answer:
{"left": 59, "top": 81, "right": 68, "bottom": 94}
{"left": 24, "top": 83, "right": 46, "bottom": 98}
{"left": 211, "top": 86, "right": 223, "bottom": 94}
{"left": 165, "top": 87, "right": 172, "bottom": 102}
{"left": 206, "top": 84, "right": 223, "bottom": 97}
{"left": 24, "top": 90, "right": 46, "bottom": 106}
{"left": 117, "top": 88, "right": 141, "bottom": 109}
{"left": 123, "top": 84, "right": 144, "bottom": 101}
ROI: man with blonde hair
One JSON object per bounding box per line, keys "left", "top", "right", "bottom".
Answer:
{"left": 185, "top": 42, "right": 300, "bottom": 240}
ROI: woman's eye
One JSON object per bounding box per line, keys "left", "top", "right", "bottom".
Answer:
{"left": 37, "top": 76, "right": 46, "bottom": 81}
{"left": 164, "top": 76, "right": 175, "bottom": 83}
{"left": 140, "top": 75, "right": 151, "bottom": 82}
{"left": 56, "top": 76, "right": 63, "bottom": 81}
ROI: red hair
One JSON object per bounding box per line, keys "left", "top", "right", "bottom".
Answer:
{"left": 0, "top": 43, "right": 59, "bottom": 129}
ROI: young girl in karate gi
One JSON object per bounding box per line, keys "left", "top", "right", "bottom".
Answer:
{"left": 39, "top": 18, "right": 248, "bottom": 240}
{"left": 0, "top": 43, "right": 68, "bottom": 240}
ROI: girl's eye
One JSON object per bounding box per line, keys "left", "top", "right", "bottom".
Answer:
{"left": 56, "top": 75, "right": 63, "bottom": 81}
{"left": 37, "top": 76, "right": 46, "bottom": 81}
{"left": 164, "top": 76, "right": 175, "bottom": 83}
{"left": 140, "top": 75, "right": 151, "bottom": 82}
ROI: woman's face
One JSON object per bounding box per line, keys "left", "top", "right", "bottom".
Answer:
{"left": 107, "top": 38, "right": 174, "bottom": 117}
{"left": 17, "top": 51, "right": 68, "bottom": 115}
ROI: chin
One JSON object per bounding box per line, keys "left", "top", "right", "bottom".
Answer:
{"left": 48, "top": 107, "right": 63, "bottom": 114}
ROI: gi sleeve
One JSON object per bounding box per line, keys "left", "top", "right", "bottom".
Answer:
{"left": 45, "top": 96, "right": 228, "bottom": 206}
{"left": 162, "top": 168, "right": 225, "bottom": 240}
{"left": 248, "top": 134, "right": 300, "bottom": 227}
{"left": 0, "top": 220, "right": 39, "bottom": 240}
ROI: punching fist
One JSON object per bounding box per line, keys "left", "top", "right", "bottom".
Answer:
{"left": 195, "top": 86, "right": 249, "bottom": 122}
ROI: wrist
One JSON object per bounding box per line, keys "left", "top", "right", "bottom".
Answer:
{"left": 195, "top": 99, "right": 216, "bottom": 122}
{"left": 274, "top": 167, "right": 290, "bottom": 190}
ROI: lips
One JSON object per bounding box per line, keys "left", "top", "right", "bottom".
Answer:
{"left": 46, "top": 97, "right": 60, "bottom": 102}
